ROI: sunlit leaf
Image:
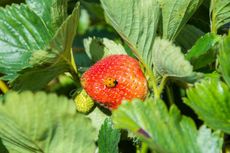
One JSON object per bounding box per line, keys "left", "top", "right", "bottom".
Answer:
{"left": 87, "top": 107, "right": 109, "bottom": 135}
{"left": 210, "top": 0, "right": 230, "bottom": 33}
{"left": 83, "top": 37, "right": 127, "bottom": 62}
{"left": 26, "top": 0, "right": 68, "bottom": 33}
{"left": 98, "top": 118, "right": 120, "bottom": 153}
{"left": 152, "top": 38, "right": 197, "bottom": 81}
{"left": 101, "top": 0, "right": 160, "bottom": 71}
{"left": 157, "top": 0, "right": 203, "bottom": 40}
{"left": 0, "top": 4, "right": 52, "bottom": 80}
{"left": 12, "top": 4, "right": 80, "bottom": 91}
{"left": 184, "top": 79, "right": 230, "bottom": 134}
{"left": 0, "top": 91, "right": 96, "bottom": 153}
{"left": 112, "top": 98, "right": 223, "bottom": 153}
{"left": 218, "top": 33, "right": 230, "bottom": 87}
{"left": 197, "top": 126, "right": 223, "bottom": 153}
{"left": 0, "top": 114, "right": 43, "bottom": 153}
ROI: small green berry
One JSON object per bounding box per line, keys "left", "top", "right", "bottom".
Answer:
{"left": 74, "top": 89, "right": 94, "bottom": 113}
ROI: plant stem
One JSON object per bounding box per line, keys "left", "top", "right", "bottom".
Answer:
{"left": 140, "top": 142, "right": 148, "bottom": 153}
{"left": 210, "top": 0, "right": 217, "bottom": 34}
{"left": 148, "top": 71, "right": 160, "bottom": 100}
{"left": 139, "top": 60, "right": 159, "bottom": 99}
{"left": 166, "top": 85, "right": 175, "bottom": 105}
{"left": 158, "top": 75, "right": 168, "bottom": 96}
{"left": 69, "top": 49, "right": 81, "bottom": 84}
{"left": 0, "top": 80, "right": 8, "bottom": 93}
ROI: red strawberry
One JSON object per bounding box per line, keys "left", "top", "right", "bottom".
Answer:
{"left": 81, "top": 54, "right": 148, "bottom": 110}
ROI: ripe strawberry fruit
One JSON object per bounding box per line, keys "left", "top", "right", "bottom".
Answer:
{"left": 81, "top": 54, "right": 148, "bottom": 110}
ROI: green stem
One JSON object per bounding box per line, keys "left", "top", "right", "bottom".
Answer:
{"left": 210, "top": 0, "right": 217, "bottom": 34}
{"left": 70, "top": 68, "right": 81, "bottom": 84}
{"left": 148, "top": 70, "right": 160, "bottom": 99}
{"left": 69, "top": 49, "right": 81, "bottom": 84}
{"left": 140, "top": 60, "right": 159, "bottom": 99}
{"left": 140, "top": 142, "right": 148, "bottom": 153}
{"left": 158, "top": 75, "right": 168, "bottom": 96}
{"left": 166, "top": 85, "right": 175, "bottom": 105}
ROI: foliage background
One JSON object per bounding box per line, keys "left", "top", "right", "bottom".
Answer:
{"left": 0, "top": 0, "right": 230, "bottom": 152}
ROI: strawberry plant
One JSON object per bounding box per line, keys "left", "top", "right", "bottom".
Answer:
{"left": 0, "top": 0, "right": 230, "bottom": 153}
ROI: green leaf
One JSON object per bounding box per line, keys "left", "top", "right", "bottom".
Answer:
{"left": 176, "top": 24, "right": 204, "bottom": 51}
{"left": 83, "top": 37, "right": 127, "bottom": 62}
{"left": 197, "top": 126, "right": 223, "bottom": 153}
{"left": 112, "top": 99, "right": 223, "bottom": 153}
{"left": 26, "top": 0, "right": 68, "bottom": 33}
{"left": 0, "top": 4, "right": 52, "bottom": 80}
{"left": 0, "top": 138, "right": 8, "bottom": 153}
{"left": 152, "top": 38, "right": 197, "bottom": 81}
{"left": 47, "top": 3, "right": 79, "bottom": 62}
{"left": 157, "top": 0, "right": 203, "bottom": 40}
{"left": 98, "top": 118, "right": 120, "bottom": 153}
{"left": 12, "top": 62, "right": 69, "bottom": 91}
{"left": 12, "top": 4, "right": 80, "bottom": 91}
{"left": 185, "top": 33, "right": 220, "bottom": 69}
{"left": 87, "top": 107, "right": 109, "bottom": 136}
{"left": 81, "top": 0, "right": 104, "bottom": 21}
{"left": 0, "top": 91, "right": 96, "bottom": 153}
{"left": 101, "top": 0, "right": 160, "bottom": 70}
{"left": 47, "top": 115, "right": 96, "bottom": 153}
{"left": 184, "top": 79, "right": 230, "bottom": 134}
{"left": 210, "top": 0, "right": 230, "bottom": 33}
{"left": 78, "top": 8, "right": 90, "bottom": 34}
{"left": 0, "top": 114, "right": 42, "bottom": 153}
{"left": 218, "top": 34, "right": 230, "bottom": 87}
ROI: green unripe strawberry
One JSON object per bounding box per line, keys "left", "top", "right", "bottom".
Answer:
{"left": 74, "top": 89, "right": 94, "bottom": 113}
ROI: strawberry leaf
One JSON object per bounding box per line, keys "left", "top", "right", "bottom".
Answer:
{"left": 157, "top": 0, "right": 203, "bottom": 40}
{"left": 0, "top": 4, "right": 52, "bottom": 80}
{"left": 0, "top": 114, "right": 43, "bottom": 153}
{"left": 100, "top": 0, "right": 160, "bottom": 71}
{"left": 12, "top": 3, "right": 79, "bottom": 91}
{"left": 210, "top": 0, "right": 230, "bottom": 33}
{"left": 184, "top": 78, "right": 230, "bottom": 134}
{"left": 176, "top": 24, "right": 204, "bottom": 51}
{"left": 98, "top": 118, "right": 120, "bottom": 153}
{"left": 218, "top": 33, "right": 230, "bottom": 88}
{"left": 83, "top": 37, "right": 127, "bottom": 63}
{"left": 26, "top": 0, "right": 67, "bottom": 33}
{"left": 112, "top": 99, "right": 223, "bottom": 153}
{"left": 0, "top": 91, "right": 96, "bottom": 153}
{"left": 12, "top": 62, "right": 69, "bottom": 91}
{"left": 81, "top": 0, "right": 104, "bottom": 21}
{"left": 87, "top": 107, "right": 109, "bottom": 136}
{"left": 185, "top": 33, "right": 220, "bottom": 70}
{"left": 152, "top": 38, "right": 199, "bottom": 82}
